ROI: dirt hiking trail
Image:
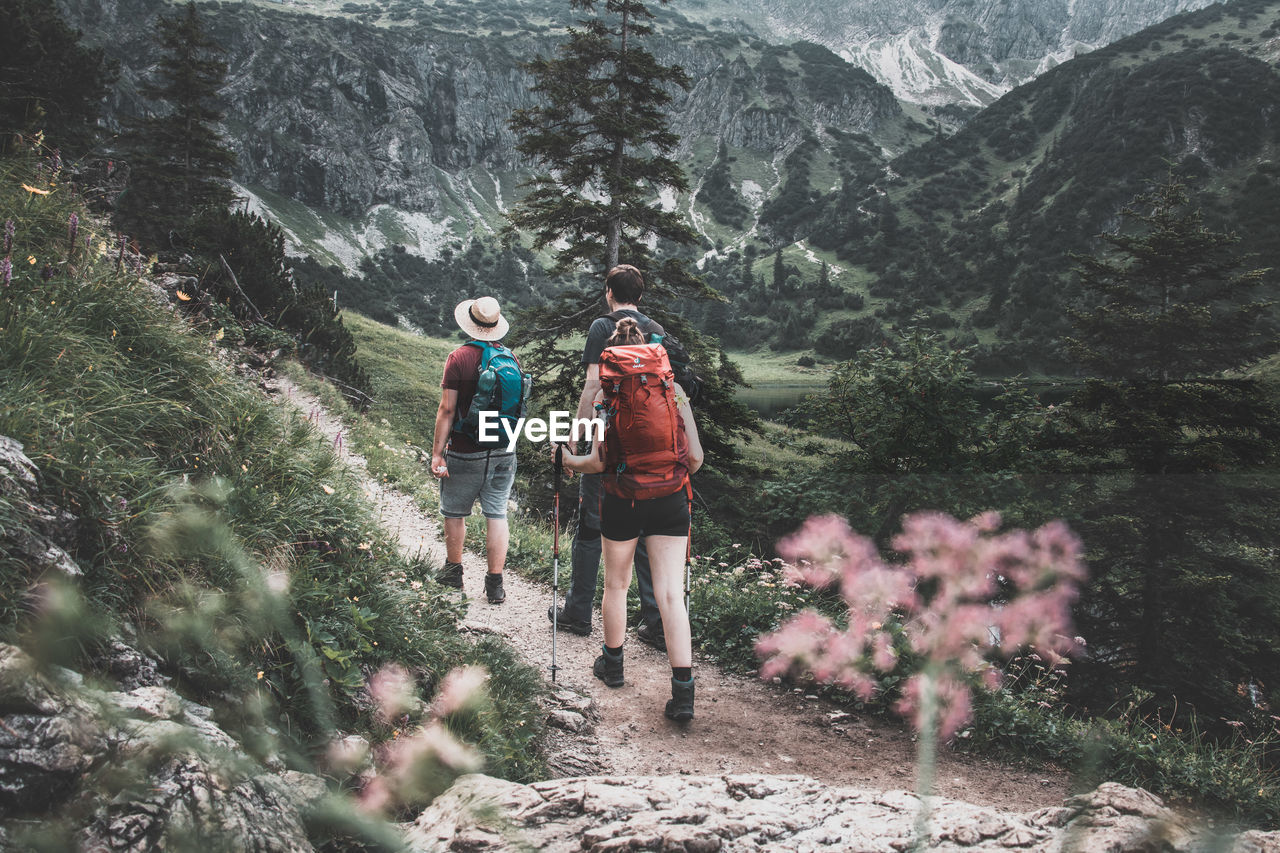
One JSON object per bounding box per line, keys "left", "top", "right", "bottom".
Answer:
{"left": 272, "top": 376, "right": 1070, "bottom": 813}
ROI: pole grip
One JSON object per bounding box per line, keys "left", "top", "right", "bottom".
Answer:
{"left": 554, "top": 444, "right": 563, "bottom": 494}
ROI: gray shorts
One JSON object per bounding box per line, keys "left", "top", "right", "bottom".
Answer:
{"left": 440, "top": 450, "right": 517, "bottom": 519}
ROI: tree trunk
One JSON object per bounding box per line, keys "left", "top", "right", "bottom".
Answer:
{"left": 604, "top": 4, "right": 630, "bottom": 271}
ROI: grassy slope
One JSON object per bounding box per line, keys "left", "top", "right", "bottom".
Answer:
{"left": 0, "top": 151, "right": 546, "bottom": 822}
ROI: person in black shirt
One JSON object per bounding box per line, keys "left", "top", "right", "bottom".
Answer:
{"left": 547, "top": 265, "right": 665, "bottom": 648}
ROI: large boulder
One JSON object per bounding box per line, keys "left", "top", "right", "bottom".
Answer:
{"left": 406, "top": 774, "right": 1280, "bottom": 853}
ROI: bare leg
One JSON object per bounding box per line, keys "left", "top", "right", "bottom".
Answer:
{"left": 444, "top": 517, "right": 466, "bottom": 564}
{"left": 645, "top": 535, "right": 692, "bottom": 669}
{"left": 600, "top": 537, "right": 638, "bottom": 649}
{"left": 485, "top": 517, "right": 508, "bottom": 574}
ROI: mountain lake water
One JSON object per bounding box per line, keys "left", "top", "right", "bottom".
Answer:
{"left": 735, "top": 381, "right": 826, "bottom": 420}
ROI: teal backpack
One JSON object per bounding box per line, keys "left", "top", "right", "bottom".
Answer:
{"left": 453, "top": 341, "right": 531, "bottom": 449}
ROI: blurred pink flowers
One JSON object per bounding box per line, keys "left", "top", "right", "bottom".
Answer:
{"left": 430, "top": 665, "right": 489, "bottom": 718}
{"left": 358, "top": 722, "right": 483, "bottom": 813}
{"left": 357, "top": 663, "right": 491, "bottom": 814}
{"left": 368, "top": 663, "right": 418, "bottom": 724}
{"left": 758, "top": 511, "right": 1087, "bottom": 740}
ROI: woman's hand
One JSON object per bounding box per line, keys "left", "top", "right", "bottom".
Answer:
{"left": 554, "top": 440, "right": 606, "bottom": 475}
{"left": 550, "top": 442, "right": 574, "bottom": 478}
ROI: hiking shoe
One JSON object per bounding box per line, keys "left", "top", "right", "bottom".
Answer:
{"left": 435, "top": 561, "right": 464, "bottom": 590}
{"left": 548, "top": 606, "right": 590, "bottom": 636}
{"left": 592, "top": 649, "right": 624, "bottom": 688}
{"left": 636, "top": 621, "right": 667, "bottom": 653}
{"left": 484, "top": 572, "right": 505, "bottom": 604}
{"left": 665, "top": 676, "right": 695, "bottom": 722}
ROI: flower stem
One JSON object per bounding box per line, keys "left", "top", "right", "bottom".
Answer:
{"left": 912, "top": 669, "right": 938, "bottom": 852}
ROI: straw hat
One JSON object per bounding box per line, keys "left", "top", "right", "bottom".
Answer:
{"left": 454, "top": 296, "right": 509, "bottom": 341}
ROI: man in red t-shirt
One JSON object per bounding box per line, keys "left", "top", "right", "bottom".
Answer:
{"left": 430, "top": 296, "right": 517, "bottom": 604}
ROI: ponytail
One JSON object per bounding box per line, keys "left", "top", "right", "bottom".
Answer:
{"left": 607, "top": 316, "right": 646, "bottom": 347}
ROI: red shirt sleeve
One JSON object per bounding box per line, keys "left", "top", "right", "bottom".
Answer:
{"left": 442, "top": 347, "right": 466, "bottom": 390}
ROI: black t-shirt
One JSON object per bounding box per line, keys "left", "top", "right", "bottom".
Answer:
{"left": 582, "top": 308, "right": 649, "bottom": 366}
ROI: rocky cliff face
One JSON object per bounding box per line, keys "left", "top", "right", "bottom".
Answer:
{"left": 719, "top": 0, "right": 1217, "bottom": 105}
{"left": 56, "top": 0, "right": 1223, "bottom": 268}
{"left": 60, "top": 0, "right": 908, "bottom": 267}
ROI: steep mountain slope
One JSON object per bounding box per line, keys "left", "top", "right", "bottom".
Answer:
{"left": 785, "top": 0, "right": 1280, "bottom": 371}
{"left": 61, "top": 0, "right": 923, "bottom": 268}
{"left": 687, "top": 0, "right": 1219, "bottom": 106}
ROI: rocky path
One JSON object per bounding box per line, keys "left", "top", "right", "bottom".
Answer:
{"left": 271, "top": 377, "right": 1071, "bottom": 813}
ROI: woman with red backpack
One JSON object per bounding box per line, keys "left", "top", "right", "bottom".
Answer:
{"left": 554, "top": 317, "right": 705, "bottom": 722}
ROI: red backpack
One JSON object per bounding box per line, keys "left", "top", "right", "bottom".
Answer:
{"left": 598, "top": 343, "right": 690, "bottom": 500}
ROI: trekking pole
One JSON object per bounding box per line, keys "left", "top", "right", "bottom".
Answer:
{"left": 551, "top": 444, "right": 563, "bottom": 683}
{"left": 684, "top": 484, "right": 693, "bottom": 618}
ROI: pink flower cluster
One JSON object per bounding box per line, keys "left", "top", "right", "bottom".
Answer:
{"left": 757, "top": 511, "right": 1086, "bottom": 739}
{"left": 354, "top": 663, "right": 488, "bottom": 813}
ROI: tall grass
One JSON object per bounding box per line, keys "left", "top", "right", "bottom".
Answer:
{"left": 0, "top": 148, "right": 546, "bottom": 809}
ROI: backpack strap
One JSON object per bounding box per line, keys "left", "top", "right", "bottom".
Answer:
{"left": 604, "top": 309, "right": 663, "bottom": 340}
{"left": 466, "top": 339, "right": 506, "bottom": 371}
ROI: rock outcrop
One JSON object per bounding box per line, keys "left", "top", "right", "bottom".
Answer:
{"left": 0, "top": 643, "right": 328, "bottom": 851}
{"left": 745, "top": 0, "right": 1217, "bottom": 105}
{"left": 62, "top": 0, "right": 905, "bottom": 222}
{"left": 5, "top": 632, "right": 1280, "bottom": 851}
{"left": 407, "top": 773, "right": 1280, "bottom": 852}
{"left": 0, "top": 435, "right": 81, "bottom": 578}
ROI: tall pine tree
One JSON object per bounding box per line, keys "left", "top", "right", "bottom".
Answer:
{"left": 507, "top": 0, "right": 754, "bottom": 465}
{"left": 116, "top": 1, "right": 236, "bottom": 244}
{"left": 1063, "top": 174, "right": 1280, "bottom": 723}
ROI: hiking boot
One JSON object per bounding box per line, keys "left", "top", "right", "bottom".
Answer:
{"left": 548, "top": 605, "right": 590, "bottom": 636}
{"left": 665, "top": 676, "right": 695, "bottom": 722}
{"left": 484, "top": 572, "right": 505, "bottom": 604}
{"left": 592, "top": 648, "right": 624, "bottom": 688}
{"left": 636, "top": 621, "right": 667, "bottom": 653}
{"left": 435, "top": 561, "right": 464, "bottom": 590}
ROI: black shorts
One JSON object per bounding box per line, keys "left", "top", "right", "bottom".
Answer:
{"left": 600, "top": 489, "right": 691, "bottom": 541}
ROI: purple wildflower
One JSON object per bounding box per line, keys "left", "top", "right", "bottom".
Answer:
{"left": 50, "top": 149, "right": 61, "bottom": 174}
{"left": 3, "top": 220, "right": 14, "bottom": 255}
{"left": 41, "top": 263, "right": 55, "bottom": 282}
{"left": 1, "top": 257, "right": 11, "bottom": 287}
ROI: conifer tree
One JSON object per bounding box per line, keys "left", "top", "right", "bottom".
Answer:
{"left": 1064, "top": 174, "right": 1280, "bottom": 720}
{"left": 117, "top": 1, "right": 236, "bottom": 243}
{"left": 507, "top": 0, "right": 754, "bottom": 464}
{"left": 0, "top": 0, "right": 115, "bottom": 154}
{"left": 509, "top": 0, "right": 692, "bottom": 278}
